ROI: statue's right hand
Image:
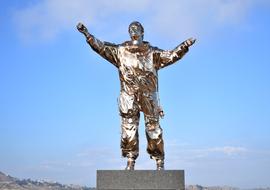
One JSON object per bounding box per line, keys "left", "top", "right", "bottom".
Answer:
{"left": 77, "top": 22, "right": 88, "bottom": 34}
{"left": 184, "top": 38, "right": 196, "bottom": 47}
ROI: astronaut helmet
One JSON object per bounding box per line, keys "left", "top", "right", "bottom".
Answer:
{"left": 128, "top": 21, "right": 144, "bottom": 41}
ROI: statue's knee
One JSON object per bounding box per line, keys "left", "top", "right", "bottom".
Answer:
{"left": 121, "top": 114, "right": 139, "bottom": 126}
{"left": 121, "top": 114, "right": 139, "bottom": 139}
{"left": 146, "top": 121, "right": 158, "bottom": 131}
{"left": 145, "top": 121, "right": 162, "bottom": 139}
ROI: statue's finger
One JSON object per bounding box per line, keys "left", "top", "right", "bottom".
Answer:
{"left": 77, "top": 22, "right": 82, "bottom": 29}
{"left": 187, "top": 37, "right": 193, "bottom": 42}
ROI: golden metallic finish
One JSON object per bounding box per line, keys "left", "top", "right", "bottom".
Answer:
{"left": 77, "top": 21, "right": 196, "bottom": 169}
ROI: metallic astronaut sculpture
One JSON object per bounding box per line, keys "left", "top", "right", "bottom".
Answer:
{"left": 77, "top": 21, "right": 195, "bottom": 170}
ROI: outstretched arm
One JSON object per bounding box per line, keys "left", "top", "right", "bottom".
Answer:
{"left": 77, "top": 22, "right": 119, "bottom": 68}
{"left": 154, "top": 38, "right": 196, "bottom": 69}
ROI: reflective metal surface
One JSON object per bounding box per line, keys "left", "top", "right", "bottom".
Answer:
{"left": 77, "top": 21, "right": 196, "bottom": 169}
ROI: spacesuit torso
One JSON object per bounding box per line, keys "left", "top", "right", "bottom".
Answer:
{"left": 86, "top": 36, "right": 189, "bottom": 118}
{"left": 118, "top": 42, "right": 157, "bottom": 94}
{"left": 117, "top": 42, "right": 160, "bottom": 117}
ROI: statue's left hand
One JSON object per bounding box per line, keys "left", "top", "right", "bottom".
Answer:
{"left": 184, "top": 38, "right": 196, "bottom": 47}
{"left": 77, "top": 22, "right": 90, "bottom": 38}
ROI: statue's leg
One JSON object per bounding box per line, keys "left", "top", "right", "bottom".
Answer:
{"left": 118, "top": 92, "right": 140, "bottom": 157}
{"left": 118, "top": 91, "right": 140, "bottom": 170}
{"left": 140, "top": 93, "right": 165, "bottom": 169}
{"left": 144, "top": 115, "right": 165, "bottom": 170}
{"left": 120, "top": 111, "right": 140, "bottom": 160}
{"left": 120, "top": 111, "right": 140, "bottom": 170}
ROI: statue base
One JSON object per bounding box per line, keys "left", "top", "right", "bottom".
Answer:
{"left": 96, "top": 170, "right": 185, "bottom": 190}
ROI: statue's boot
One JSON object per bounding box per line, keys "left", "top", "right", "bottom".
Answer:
{"left": 156, "top": 159, "right": 164, "bottom": 170}
{"left": 125, "top": 158, "right": 135, "bottom": 170}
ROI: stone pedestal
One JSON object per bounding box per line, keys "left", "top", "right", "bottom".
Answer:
{"left": 96, "top": 170, "right": 185, "bottom": 190}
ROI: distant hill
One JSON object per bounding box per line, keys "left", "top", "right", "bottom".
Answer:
{"left": 186, "top": 185, "right": 240, "bottom": 190}
{"left": 186, "top": 184, "right": 270, "bottom": 190}
{"left": 0, "top": 171, "right": 94, "bottom": 190}
{"left": 0, "top": 171, "right": 17, "bottom": 182}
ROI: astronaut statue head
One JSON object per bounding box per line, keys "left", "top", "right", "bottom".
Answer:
{"left": 128, "top": 21, "right": 144, "bottom": 45}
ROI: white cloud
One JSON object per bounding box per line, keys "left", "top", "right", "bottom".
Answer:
{"left": 13, "top": 0, "right": 269, "bottom": 43}
{"left": 165, "top": 140, "right": 248, "bottom": 161}
{"left": 13, "top": 0, "right": 151, "bottom": 42}
{"left": 207, "top": 146, "right": 248, "bottom": 155}
{"left": 26, "top": 146, "right": 123, "bottom": 185}
{"left": 146, "top": 0, "right": 252, "bottom": 38}
{"left": 160, "top": 139, "right": 249, "bottom": 170}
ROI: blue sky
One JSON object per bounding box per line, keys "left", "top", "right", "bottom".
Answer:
{"left": 0, "top": 0, "right": 270, "bottom": 188}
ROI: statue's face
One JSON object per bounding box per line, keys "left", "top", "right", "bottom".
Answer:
{"left": 128, "top": 21, "right": 144, "bottom": 41}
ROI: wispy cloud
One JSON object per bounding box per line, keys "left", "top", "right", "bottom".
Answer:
{"left": 165, "top": 139, "right": 249, "bottom": 168}
{"left": 13, "top": 0, "right": 150, "bottom": 43}
{"left": 25, "top": 146, "right": 123, "bottom": 185}
{"left": 36, "top": 144, "right": 247, "bottom": 176}
{"left": 206, "top": 146, "right": 248, "bottom": 156}
{"left": 13, "top": 0, "right": 270, "bottom": 43}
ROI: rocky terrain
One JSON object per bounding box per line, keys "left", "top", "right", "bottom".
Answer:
{"left": 0, "top": 171, "right": 93, "bottom": 190}
{"left": 186, "top": 185, "right": 270, "bottom": 190}
{"left": 187, "top": 185, "right": 239, "bottom": 190}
